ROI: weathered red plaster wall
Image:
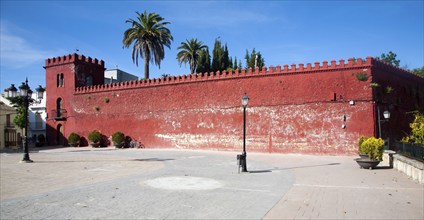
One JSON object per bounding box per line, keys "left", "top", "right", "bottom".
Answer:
{"left": 45, "top": 55, "right": 382, "bottom": 155}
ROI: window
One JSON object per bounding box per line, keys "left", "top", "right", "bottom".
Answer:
{"left": 6, "top": 114, "right": 11, "bottom": 127}
{"left": 56, "top": 98, "right": 62, "bottom": 118}
{"left": 35, "top": 113, "right": 43, "bottom": 129}
{"left": 57, "top": 73, "right": 64, "bottom": 87}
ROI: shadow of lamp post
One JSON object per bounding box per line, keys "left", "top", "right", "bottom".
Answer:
{"left": 4, "top": 78, "right": 45, "bottom": 163}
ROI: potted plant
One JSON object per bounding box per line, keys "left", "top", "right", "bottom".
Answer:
{"left": 358, "top": 136, "right": 369, "bottom": 158}
{"left": 88, "top": 130, "right": 102, "bottom": 147}
{"left": 355, "top": 137, "right": 384, "bottom": 169}
{"left": 68, "top": 132, "right": 81, "bottom": 147}
{"left": 36, "top": 134, "right": 46, "bottom": 147}
{"left": 112, "top": 131, "right": 125, "bottom": 148}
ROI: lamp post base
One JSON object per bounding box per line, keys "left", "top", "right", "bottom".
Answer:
{"left": 19, "top": 159, "right": 33, "bottom": 163}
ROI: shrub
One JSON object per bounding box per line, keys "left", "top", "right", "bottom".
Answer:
{"left": 402, "top": 112, "right": 424, "bottom": 146}
{"left": 356, "top": 73, "right": 368, "bottom": 81}
{"left": 88, "top": 130, "right": 102, "bottom": 143}
{"left": 358, "top": 136, "right": 369, "bottom": 154}
{"left": 68, "top": 133, "right": 80, "bottom": 145}
{"left": 360, "top": 137, "right": 384, "bottom": 161}
{"left": 37, "top": 134, "right": 46, "bottom": 143}
{"left": 112, "top": 132, "right": 125, "bottom": 146}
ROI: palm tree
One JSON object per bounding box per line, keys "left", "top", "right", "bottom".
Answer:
{"left": 123, "top": 11, "right": 173, "bottom": 79}
{"left": 176, "top": 38, "right": 208, "bottom": 74}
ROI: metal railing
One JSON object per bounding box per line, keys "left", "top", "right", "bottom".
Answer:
{"left": 51, "top": 109, "right": 67, "bottom": 120}
{"left": 393, "top": 141, "right": 424, "bottom": 162}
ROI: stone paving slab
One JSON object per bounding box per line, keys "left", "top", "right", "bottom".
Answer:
{"left": 1, "top": 147, "right": 423, "bottom": 219}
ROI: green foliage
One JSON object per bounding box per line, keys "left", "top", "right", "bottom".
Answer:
{"left": 177, "top": 38, "right": 208, "bottom": 74}
{"left": 112, "top": 131, "right": 125, "bottom": 146}
{"left": 88, "top": 130, "right": 102, "bottom": 143}
{"left": 123, "top": 11, "right": 173, "bottom": 79}
{"left": 93, "top": 106, "right": 100, "bottom": 111}
{"left": 6, "top": 96, "right": 34, "bottom": 129}
{"left": 245, "top": 48, "right": 265, "bottom": 69}
{"left": 411, "top": 67, "right": 424, "bottom": 76}
{"left": 211, "top": 38, "right": 230, "bottom": 72}
{"left": 103, "top": 97, "right": 109, "bottom": 103}
{"left": 37, "top": 134, "right": 46, "bottom": 143}
{"left": 359, "top": 137, "right": 385, "bottom": 160}
{"left": 376, "top": 51, "right": 400, "bottom": 67}
{"left": 385, "top": 86, "right": 394, "bottom": 94}
{"left": 358, "top": 136, "right": 369, "bottom": 154}
{"left": 197, "top": 48, "right": 211, "bottom": 73}
{"left": 161, "top": 73, "right": 170, "bottom": 78}
{"left": 68, "top": 132, "right": 81, "bottom": 144}
{"left": 370, "top": 83, "right": 380, "bottom": 87}
{"left": 402, "top": 113, "right": 424, "bottom": 145}
{"left": 355, "top": 73, "right": 368, "bottom": 81}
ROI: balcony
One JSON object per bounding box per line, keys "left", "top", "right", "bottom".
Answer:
{"left": 51, "top": 109, "right": 67, "bottom": 121}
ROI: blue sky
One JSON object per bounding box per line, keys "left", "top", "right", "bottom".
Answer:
{"left": 1, "top": 0, "right": 423, "bottom": 92}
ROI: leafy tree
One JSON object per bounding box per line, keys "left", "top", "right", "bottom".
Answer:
{"left": 402, "top": 112, "right": 424, "bottom": 145}
{"left": 123, "top": 11, "right": 173, "bottom": 79}
{"left": 411, "top": 67, "right": 424, "bottom": 76}
{"left": 377, "top": 51, "right": 400, "bottom": 67}
{"left": 7, "top": 96, "right": 34, "bottom": 129}
{"left": 197, "top": 48, "right": 211, "bottom": 74}
{"left": 245, "top": 48, "right": 265, "bottom": 69}
{"left": 211, "top": 38, "right": 231, "bottom": 72}
{"left": 176, "top": 38, "right": 207, "bottom": 74}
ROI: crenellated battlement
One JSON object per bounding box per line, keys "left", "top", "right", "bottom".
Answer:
{"left": 371, "top": 57, "right": 423, "bottom": 78}
{"left": 75, "top": 56, "right": 377, "bottom": 94}
{"left": 45, "top": 53, "right": 105, "bottom": 68}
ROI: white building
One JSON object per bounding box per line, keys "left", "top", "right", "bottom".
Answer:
{"left": 28, "top": 91, "right": 47, "bottom": 145}
{"left": 104, "top": 68, "right": 138, "bottom": 84}
{"left": 0, "top": 91, "right": 47, "bottom": 148}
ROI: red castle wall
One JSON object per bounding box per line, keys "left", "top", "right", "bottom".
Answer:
{"left": 44, "top": 54, "right": 424, "bottom": 155}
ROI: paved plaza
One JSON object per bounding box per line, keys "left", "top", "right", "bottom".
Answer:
{"left": 1, "top": 147, "right": 423, "bottom": 219}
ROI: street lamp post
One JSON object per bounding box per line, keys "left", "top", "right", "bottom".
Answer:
{"left": 377, "top": 105, "right": 390, "bottom": 138}
{"left": 4, "top": 78, "right": 45, "bottom": 163}
{"left": 241, "top": 93, "right": 249, "bottom": 172}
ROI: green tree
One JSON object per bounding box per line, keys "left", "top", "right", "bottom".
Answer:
{"left": 123, "top": 11, "right": 173, "bottom": 79}
{"left": 411, "top": 67, "right": 424, "bottom": 76}
{"left": 176, "top": 38, "right": 207, "bottom": 74}
{"left": 7, "top": 96, "right": 33, "bottom": 129}
{"left": 402, "top": 112, "right": 424, "bottom": 145}
{"left": 211, "top": 38, "right": 231, "bottom": 72}
{"left": 197, "top": 48, "right": 211, "bottom": 74}
{"left": 377, "top": 51, "right": 400, "bottom": 67}
{"left": 245, "top": 48, "right": 265, "bottom": 69}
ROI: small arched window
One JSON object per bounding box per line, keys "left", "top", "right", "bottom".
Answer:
{"left": 57, "top": 73, "right": 64, "bottom": 87}
{"left": 56, "top": 98, "right": 63, "bottom": 118}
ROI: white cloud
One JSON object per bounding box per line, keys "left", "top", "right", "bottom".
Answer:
{"left": 0, "top": 21, "right": 54, "bottom": 69}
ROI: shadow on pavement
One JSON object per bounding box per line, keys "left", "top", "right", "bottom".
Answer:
{"left": 277, "top": 162, "right": 341, "bottom": 170}
{"left": 132, "top": 158, "right": 175, "bottom": 162}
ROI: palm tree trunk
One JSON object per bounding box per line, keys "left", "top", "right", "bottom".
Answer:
{"left": 144, "top": 60, "right": 149, "bottom": 79}
{"left": 143, "top": 49, "right": 150, "bottom": 79}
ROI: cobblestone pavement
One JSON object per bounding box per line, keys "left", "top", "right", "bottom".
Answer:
{"left": 1, "top": 147, "right": 423, "bottom": 219}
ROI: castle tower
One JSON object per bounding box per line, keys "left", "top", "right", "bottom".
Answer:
{"left": 44, "top": 53, "right": 105, "bottom": 145}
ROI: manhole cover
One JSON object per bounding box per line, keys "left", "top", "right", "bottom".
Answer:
{"left": 144, "top": 176, "right": 223, "bottom": 190}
